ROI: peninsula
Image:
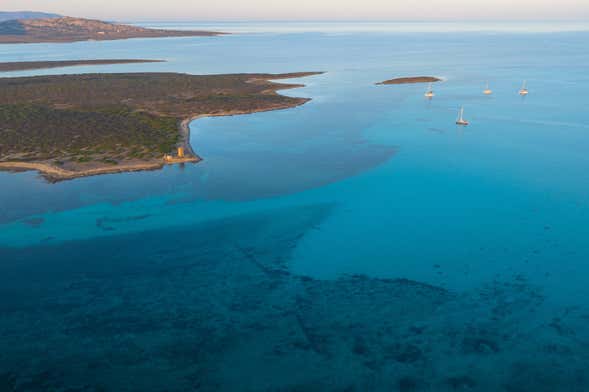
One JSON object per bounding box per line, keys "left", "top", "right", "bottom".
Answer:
{"left": 0, "top": 59, "right": 164, "bottom": 72}
{"left": 0, "top": 72, "right": 322, "bottom": 181}
{"left": 376, "top": 76, "right": 441, "bottom": 85}
{"left": 0, "top": 15, "right": 223, "bottom": 44}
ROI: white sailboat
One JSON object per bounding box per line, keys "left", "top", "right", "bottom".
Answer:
{"left": 519, "top": 80, "right": 528, "bottom": 96}
{"left": 456, "top": 106, "right": 469, "bottom": 126}
{"left": 483, "top": 81, "right": 492, "bottom": 95}
{"left": 424, "top": 83, "right": 434, "bottom": 98}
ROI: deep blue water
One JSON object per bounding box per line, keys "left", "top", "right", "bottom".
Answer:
{"left": 1, "top": 22, "right": 589, "bottom": 391}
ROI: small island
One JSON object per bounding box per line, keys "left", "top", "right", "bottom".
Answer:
{"left": 0, "top": 59, "right": 164, "bottom": 72}
{"left": 0, "top": 15, "right": 223, "bottom": 44}
{"left": 0, "top": 72, "right": 322, "bottom": 181}
{"left": 376, "top": 76, "right": 441, "bottom": 85}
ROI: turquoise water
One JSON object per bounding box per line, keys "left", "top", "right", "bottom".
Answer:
{"left": 1, "top": 23, "right": 589, "bottom": 390}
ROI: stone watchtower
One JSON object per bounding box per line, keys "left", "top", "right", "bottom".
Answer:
{"left": 177, "top": 147, "right": 185, "bottom": 158}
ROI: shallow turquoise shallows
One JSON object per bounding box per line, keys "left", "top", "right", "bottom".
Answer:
{"left": 1, "top": 23, "right": 589, "bottom": 391}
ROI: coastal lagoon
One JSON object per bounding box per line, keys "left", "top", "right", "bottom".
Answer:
{"left": 1, "top": 22, "right": 589, "bottom": 390}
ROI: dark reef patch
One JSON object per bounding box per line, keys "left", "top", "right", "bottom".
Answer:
{"left": 21, "top": 217, "right": 44, "bottom": 228}
{"left": 0, "top": 203, "right": 587, "bottom": 391}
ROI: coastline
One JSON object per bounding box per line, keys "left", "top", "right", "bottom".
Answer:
{"left": 0, "top": 72, "right": 320, "bottom": 182}
{"left": 0, "top": 31, "right": 225, "bottom": 45}
{"left": 176, "top": 81, "right": 314, "bottom": 168}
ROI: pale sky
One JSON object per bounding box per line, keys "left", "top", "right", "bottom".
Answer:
{"left": 3, "top": 0, "right": 589, "bottom": 21}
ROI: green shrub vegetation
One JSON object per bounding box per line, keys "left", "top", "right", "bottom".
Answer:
{"left": 0, "top": 72, "right": 318, "bottom": 166}
{"left": 0, "top": 104, "right": 178, "bottom": 161}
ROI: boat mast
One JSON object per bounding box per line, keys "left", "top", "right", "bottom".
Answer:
{"left": 424, "top": 83, "right": 434, "bottom": 98}
{"left": 456, "top": 105, "right": 468, "bottom": 125}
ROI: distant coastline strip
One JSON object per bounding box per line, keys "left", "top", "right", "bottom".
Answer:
{"left": 0, "top": 59, "right": 165, "bottom": 72}
{"left": 0, "top": 16, "right": 225, "bottom": 44}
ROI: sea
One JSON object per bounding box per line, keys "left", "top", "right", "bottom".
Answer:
{"left": 1, "top": 21, "right": 589, "bottom": 391}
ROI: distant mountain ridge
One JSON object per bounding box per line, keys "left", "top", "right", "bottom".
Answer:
{"left": 0, "top": 15, "right": 223, "bottom": 44}
{"left": 0, "top": 11, "right": 60, "bottom": 22}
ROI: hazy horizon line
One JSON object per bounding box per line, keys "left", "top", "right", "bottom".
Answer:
{"left": 3, "top": 10, "right": 589, "bottom": 23}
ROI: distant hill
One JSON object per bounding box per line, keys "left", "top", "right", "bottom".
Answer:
{"left": 0, "top": 15, "right": 223, "bottom": 44}
{"left": 0, "top": 11, "right": 60, "bottom": 22}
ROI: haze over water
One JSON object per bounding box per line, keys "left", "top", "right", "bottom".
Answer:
{"left": 1, "top": 21, "right": 589, "bottom": 391}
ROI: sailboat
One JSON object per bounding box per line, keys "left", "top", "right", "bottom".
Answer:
{"left": 456, "top": 106, "right": 469, "bottom": 126}
{"left": 483, "top": 81, "right": 492, "bottom": 95}
{"left": 424, "top": 83, "right": 434, "bottom": 98}
{"left": 519, "top": 80, "right": 528, "bottom": 96}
